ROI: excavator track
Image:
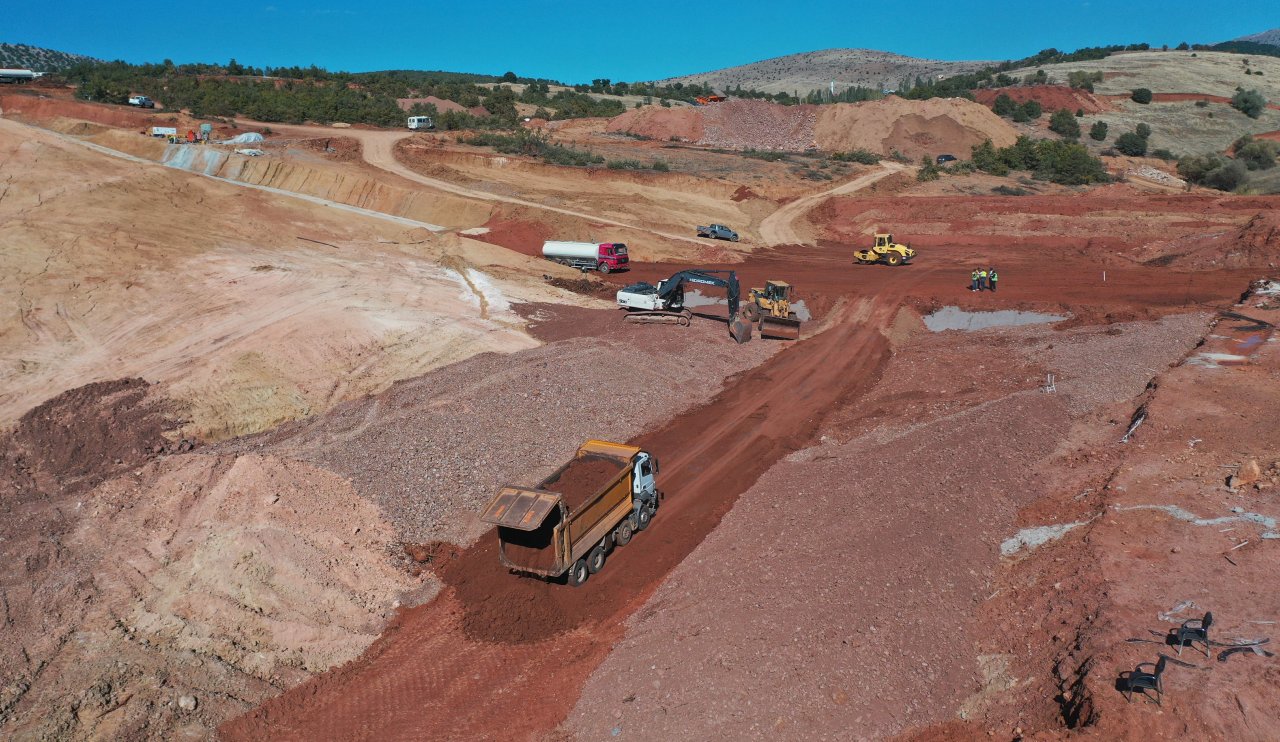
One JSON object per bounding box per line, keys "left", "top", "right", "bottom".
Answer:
{"left": 623, "top": 309, "right": 693, "bottom": 326}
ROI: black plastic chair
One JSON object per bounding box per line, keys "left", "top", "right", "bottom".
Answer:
{"left": 1174, "top": 612, "right": 1213, "bottom": 658}
{"left": 1120, "top": 655, "right": 1168, "bottom": 706}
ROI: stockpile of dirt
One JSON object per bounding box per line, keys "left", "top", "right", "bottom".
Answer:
{"left": 606, "top": 100, "right": 816, "bottom": 150}
{"left": 543, "top": 455, "right": 622, "bottom": 512}
{"left": 0, "top": 378, "right": 182, "bottom": 499}
{"left": 605, "top": 105, "right": 704, "bottom": 142}
{"left": 0, "top": 92, "right": 166, "bottom": 130}
{"left": 973, "top": 85, "right": 1109, "bottom": 115}
{"left": 1133, "top": 211, "right": 1280, "bottom": 269}
{"left": 699, "top": 99, "right": 818, "bottom": 150}
{"left": 815, "top": 97, "right": 1019, "bottom": 158}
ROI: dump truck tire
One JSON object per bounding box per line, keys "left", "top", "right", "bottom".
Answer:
{"left": 636, "top": 505, "right": 652, "bottom": 531}
{"left": 588, "top": 544, "right": 607, "bottom": 574}
{"left": 614, "top": 519, "right": 634, "bottom": 546}
{"left": 599, "top": 262, "right": 611, "bottom": 274}
{"left": 568, "top": 559, "right": 590, "bottom": 586}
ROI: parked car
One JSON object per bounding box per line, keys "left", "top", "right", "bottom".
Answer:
{"left": 127, "top": 95, "right": 155, "bottom": 109}
{"left": 697, "top": 224, "right": 739, "bottom": 242}
{"left": 936, "top": 154, "right": 957, "bottom": 165}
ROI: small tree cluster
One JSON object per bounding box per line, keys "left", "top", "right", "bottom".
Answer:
{"left": 1089, "top": 121, "right": 1109, "bottom": 141}
{"left": 1232, "top": 135, "right": 1279, "bottom": 170}
{"left": 1231, "top": 88, "right": 1267, "bottom": 119}
{"left": 1131, "top": 88, "right": 1153, "bottom": 104}
{"left": 1067, "top": 71, "right": 1103, "bottom": 92}
{"left": 1178, "top": 153, "right": 1247, "bottom": 191}
{"left": 970, "top": 136, "right": 1108, "bottom": 185}
{"left": 1049, "top": 108, "right": 1081, "bottom": 138}
{"left": 1114, "top": 123, "right": 1153, "bottom": 156}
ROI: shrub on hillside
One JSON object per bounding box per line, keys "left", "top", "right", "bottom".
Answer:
{"left": 1178, "top": 153, "right": 1247, "bottom": 191}
{"left": 1135, "top": 123, "right": 1152, "bottom": 139}
{"left": 1231, "top": 88, "right": 1267, "bottom": 118}
{"left": 1020, "top": 100, "right": 1042, "bottom": 119}
{"left": 917, "top": 155, "right": 941, "bottom": 181}
{"left": 992, "top": 93, "right": 1017, "bottom": 117}
{"left": 1115, "top": 131, "right": 1149, "bottom": 156}
{"left": 1049, "top": 108, "right": 1081, "bottom": 138}
{"left": 1232, "top": 135, "right": 1279, "bottom": 170}
{"left": 971, "top": 140, "right": 1010, "bottom": 176}
{"left": 970, "top": 136, "right": 1108, "bottom": 185}
{"left": 460, "top": 129, "right": 603, "bottom": 167}
{"left": 831, "top": 149, "right": 881, "bottom": 164}
{"left": 1151, "top": 148, "right": 1177, "bottom": 160}
{"left": 1089, "top": 121, "right": 1109, "bottom": 141}
{"left": 1067, "top": 70, "right": 1103, "bottom": 91}
{"left": 1131, "top": 88, "right": 1153, "bottom": 104}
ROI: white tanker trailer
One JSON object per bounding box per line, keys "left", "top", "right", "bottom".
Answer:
{"left": 541, "top": 241, "right": 629, "bottom": 274}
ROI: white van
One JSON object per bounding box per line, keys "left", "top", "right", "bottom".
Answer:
{"left": 407, "top": 116, "right": 435, "bottom": 130}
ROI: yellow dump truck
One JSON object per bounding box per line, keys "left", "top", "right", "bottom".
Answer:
{"left": 479, "top": 440, "right": 660, "bottom": 586}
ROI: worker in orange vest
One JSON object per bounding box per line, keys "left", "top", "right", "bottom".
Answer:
{"left": 186, "top": 129, "right": 196, "bottom": 143}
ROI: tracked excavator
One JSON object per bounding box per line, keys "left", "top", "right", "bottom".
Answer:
{"left": 617, "top": 269, "right": 755, "bottom": 343}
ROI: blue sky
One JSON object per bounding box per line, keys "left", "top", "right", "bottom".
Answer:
{"left": 8, "top": 1, "right": 1276, "bottom": 82}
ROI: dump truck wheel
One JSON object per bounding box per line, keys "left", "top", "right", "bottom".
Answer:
{"left": 588, "top": 544, "right": 607, "bottom": 574}
{"left": 636, "top": 504, "right": 652, "bottom": 531}
{"left": 598, "top": 262, "right": 611, "bottom": 274}
{"left": 614, "top": 519, "right": 634, "bottom": 546}
{"left": 567, "top": 559, "right": 590, "bottom": 587}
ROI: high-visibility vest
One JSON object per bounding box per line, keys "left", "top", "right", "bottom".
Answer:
{"left": 979, "top": 270, "right": 988, "bottom": 278}
{"left": 990, "top": 271, "right": 999, "bottom": 281}
{"left": 972, "top": 271, "right": 979, "bottom": 280}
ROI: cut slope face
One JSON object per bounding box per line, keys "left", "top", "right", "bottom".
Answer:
{"left": 607, "top": 97, "right": 1016, "bottom": 155}
{"left": 0, "top": 117, "right": 572, "bottom": 440}
{"left": 656, "top": 48, "right": 992, "bottom": 95}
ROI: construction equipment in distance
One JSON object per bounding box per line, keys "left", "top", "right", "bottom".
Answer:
{"left": 854, "top": 233, "right": 916, "bottom": 266}
{"left": 616, "top": 269, "right": 754, "bottom": 343}
{"left": 743, "top": 280, "right": 802, "bottom": 340}
{"left": 695, "top": 95, "right": 727, "bottom": 105}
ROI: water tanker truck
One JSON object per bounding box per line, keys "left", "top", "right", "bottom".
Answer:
{"left": 479, "top": 440, "right": 660, "bottom": 586}
{"left": 541, "top": 241, "right": 629, "bottom": 274}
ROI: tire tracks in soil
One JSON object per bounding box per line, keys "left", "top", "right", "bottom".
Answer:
{"left": 220, "top": 269, "right": 926, "bottom": 741}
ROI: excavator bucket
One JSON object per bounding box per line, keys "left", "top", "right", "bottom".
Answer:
{"left": 730, "top": 314, "right": 754, "bottom": 344}
{"left": 759, "top": 314, "right": 802, "bottom": 340}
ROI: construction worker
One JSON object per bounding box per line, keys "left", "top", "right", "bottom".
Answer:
{"left": 971, "top": 268, "right": 980, "bottom": 291}
{"left": 989, "top": 267, "right": 999, "bottom": 292}
{"left": 978, "top": 267, "right": 989, "bottom": 291}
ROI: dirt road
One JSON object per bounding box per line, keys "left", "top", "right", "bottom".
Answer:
{"left": 242, "top": 122, "right": 712, "bottom": 246}
{"left": 758, "top": 161, "right": 908, "bottom": 246}
{"left": 221, "top": 265, "right": 922, "bottom": 740}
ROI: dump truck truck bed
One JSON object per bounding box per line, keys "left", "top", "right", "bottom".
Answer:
{"left": 481, "top": 440, "right": 645, "bottom": 579}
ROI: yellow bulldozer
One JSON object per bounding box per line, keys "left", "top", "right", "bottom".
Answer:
{"left": 853, "top": 233, "right": 916, "bottom": 266}
{"left": 742, "top": 280, "right": 802, "bottom": 340}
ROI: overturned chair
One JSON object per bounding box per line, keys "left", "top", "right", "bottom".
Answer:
{"left": 1119, "top": 655, "right": 1168, "bottom": 706}
{"left": 1173, "top": 612, "right": 1213, "bottom": 658}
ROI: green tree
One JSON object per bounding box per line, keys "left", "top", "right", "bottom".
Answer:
{"left": 992, "top": 93, "right": 1016, "bottom": 116}
{"left": 971, "top": 140, "right": 1009, "bottom": 175}
{"left": 917, "top": 155, "right": 941, "bottom": 181}
{"left": 1231, "top": 88, "right": 1266, "bottom": 118}
{"left": 502, "top": 71, "right": 518, "bottom": 82}
{"left": 1115, "top": 131, "right": 1149, "bottom": 156}
{"left": 1049, "top": 108, "right": 1081, "bottom": 138}
{"left": 1176, "top": 42, "right": 1190, "bottom": 51}
{"left": 1089, "top": 121, "right": 1109, "bottom": 141}
{"left": 1020, "top": 100, "right": 1042, "bottom": 119}
{"left": 1233, "top": 135, "right": 1279, "bottom": 170}
{"left": 1135, "top": 123, "right": 1152, "bottom": 139}
{"left": 1131, "top": 88, "right": 1153, "bottom": 104}
{"left": 1178, "top": 153, "right": 1247, "bottom": 190}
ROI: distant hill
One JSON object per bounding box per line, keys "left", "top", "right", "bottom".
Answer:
{"left": 0, "top": 42, "right": 98, "bottom": 71}
{"left": 1232, "top": 28, "right": 1280, "bottom": 47}
{"left": 653, "top": 49, "right": 992, "bottom": 95}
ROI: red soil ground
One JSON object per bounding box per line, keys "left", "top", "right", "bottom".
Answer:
{"left": 974, "top": 85, "right": 1109, "bottom": 114}
{"left": 221, "top": 188, "right": 1274, "bottom": 740}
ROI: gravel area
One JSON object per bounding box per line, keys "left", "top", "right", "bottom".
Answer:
{"left": 228, "top": 313, "right": 776, "bottom": 545}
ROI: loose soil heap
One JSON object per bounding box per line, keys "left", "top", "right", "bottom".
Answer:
{"left": 544, "top": 455, "right": 622, "bottom": 512}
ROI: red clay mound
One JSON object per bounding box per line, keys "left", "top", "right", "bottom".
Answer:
{"left": 606, "top": 105, "right": 704, "bottom": 142}
{"left": 974, "top": 85, "right": 1108, "bottom": 114}
{"left": 1136, "top": 211, "right": 1280, "bottom": 269}
{"left": 0, "top": 378, "right": 185, "bottom": 499}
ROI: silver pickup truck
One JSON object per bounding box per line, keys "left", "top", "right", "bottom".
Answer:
{"left": 697, "top": 224, "right": 739, "bottom": 241}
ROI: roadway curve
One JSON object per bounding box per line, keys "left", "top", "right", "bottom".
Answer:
{"left": 243, "top": 122, "right": 710, "bottom": 246}
{"left": 758, "top": 161, "right": 908, "bottom": 246}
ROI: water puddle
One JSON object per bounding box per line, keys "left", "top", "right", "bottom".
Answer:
{"left": 923, "top": 306, "right": 1066, "bottom": 332}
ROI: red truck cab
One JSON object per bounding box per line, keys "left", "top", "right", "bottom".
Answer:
{"left": 599, "top": 243, "right": 629, "bottom": 273}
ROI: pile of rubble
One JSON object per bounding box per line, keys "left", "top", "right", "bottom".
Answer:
{"left": 698, "top": 100, "right": 818, "bottom": 151}
{"left": 1126, "top": 164, "right": 1185, "bottom": 187}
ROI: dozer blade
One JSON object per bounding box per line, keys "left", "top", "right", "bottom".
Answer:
{"left": 760, "top": 315, "right": 802, "bottom": 340}
{"left": 730, "top": 315, "right": 754, "bottom": 344}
